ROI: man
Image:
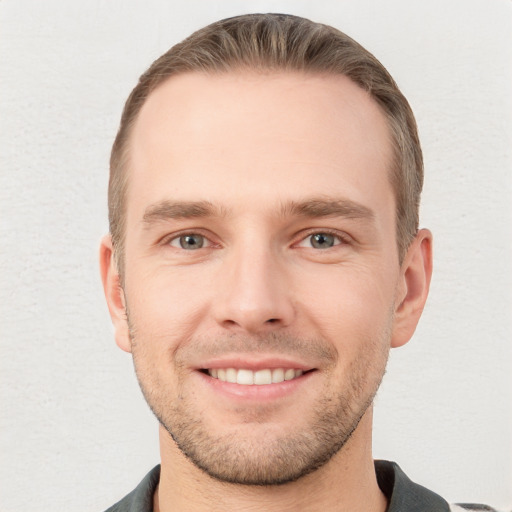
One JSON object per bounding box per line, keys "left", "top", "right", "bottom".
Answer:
{"left": 100, "top": 13, "right": 493, "bottom": 512}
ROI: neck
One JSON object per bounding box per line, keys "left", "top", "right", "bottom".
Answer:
{"left": 154, "top": 409, "right": 387, "bottom": 512}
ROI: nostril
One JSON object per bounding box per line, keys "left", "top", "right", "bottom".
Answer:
{"left": 266, "top": 318, "right": 278, "bottom": 323}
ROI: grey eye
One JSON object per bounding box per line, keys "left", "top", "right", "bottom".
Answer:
{"left": 310, "top": 233, "right": 336, "bottom": 249}
{"left": 177, "top": 234, "right": 205, "bottom": 250}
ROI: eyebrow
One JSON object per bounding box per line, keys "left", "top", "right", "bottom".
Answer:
{"left": 281, "top": 198, "right": 375, "bottom": 221}
{"left": 142, "top": 197, "right": 375, "bottom": 226}
{"left": 143, "top": 200, "right": 222, "bottom": 225}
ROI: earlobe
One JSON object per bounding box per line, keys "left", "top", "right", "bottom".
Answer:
{"left": 99, "top": 235, "right": 132, "bottom": 353}
{"left": 391, "top": 229, "right": 433, "bottom": 348}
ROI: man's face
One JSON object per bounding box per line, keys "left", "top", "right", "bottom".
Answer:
{"left": 112, "top": 71, "right": 407, "bottom": 484}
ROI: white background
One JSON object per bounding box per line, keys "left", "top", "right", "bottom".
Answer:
{"left": 1, "top": 1, "right": 511, "bottom": 510}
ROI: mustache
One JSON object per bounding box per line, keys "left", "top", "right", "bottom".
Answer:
{"left": 173, "top": 331, "right": 339, "bottom": 367}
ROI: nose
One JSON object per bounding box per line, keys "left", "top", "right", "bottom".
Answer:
{"left": 212, "top": 244, "right": 295, "bottom": 333}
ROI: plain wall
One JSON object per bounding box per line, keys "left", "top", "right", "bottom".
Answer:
{"left": 1, "top": 1, "right": 511, "bottom": 510}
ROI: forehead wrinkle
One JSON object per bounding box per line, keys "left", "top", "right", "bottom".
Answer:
{"left": 279, "top": 197, "right": 375, "bottom": 222}
{"left": 142, "top": 199, "right": 228, "bottom": 227}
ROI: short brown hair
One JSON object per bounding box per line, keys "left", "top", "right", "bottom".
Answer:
{"left": 109, "top": 13, "right": 423, "bottom": 273}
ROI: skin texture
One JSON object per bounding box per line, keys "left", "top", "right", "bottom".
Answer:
{"left": 100, "top": 71, "right": 432, "bottom": 511}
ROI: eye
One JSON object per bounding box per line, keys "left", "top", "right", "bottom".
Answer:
{"left": 298, "top": 232, "right": 342, "bottom": 249}
{"left": 168, "top": 234, "right": 208, "bottom": 250}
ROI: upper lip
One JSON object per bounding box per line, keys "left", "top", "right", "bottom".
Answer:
{"left": 196, "top": 356, "right": 315, "bottom": 372}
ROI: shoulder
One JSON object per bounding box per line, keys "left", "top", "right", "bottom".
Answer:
{"left": 103, "top": 465, "right": 160, "bottom": 512}
{"left": 375, "top": 460, "right": 501, "bottom": 512}
{"left": 450, "top": 506, "right": 503, "bottom": 512}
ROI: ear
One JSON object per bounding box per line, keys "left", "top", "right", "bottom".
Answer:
{"left": 99, "top": 235, "right": 132, "bottom": 353}
{"left": 391, "top": 229, "right": 433, "bottom": 348}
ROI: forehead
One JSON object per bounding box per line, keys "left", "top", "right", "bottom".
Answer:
{"left": 127, "top": 71, "right": 393, "bottom": 219}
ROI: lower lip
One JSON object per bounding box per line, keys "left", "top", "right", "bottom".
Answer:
{"left": 196, "top": 370, "right": 316, "bottom": 401}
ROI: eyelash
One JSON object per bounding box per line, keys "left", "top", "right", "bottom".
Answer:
{"left": 295, "top": 229, "right": 351, "bottom": 249}
{"left": 160, "top": 230, "right": 214, "bottom": 249}
{"left": 160, "top": 229, "right": 351, "bottom": 250}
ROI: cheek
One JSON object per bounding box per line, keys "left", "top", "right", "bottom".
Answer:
{"left": 124, "top": 265, "right": 212, "bottom": 343}
{"left": 298, "top": 262, "right": 397, "bottom": 332}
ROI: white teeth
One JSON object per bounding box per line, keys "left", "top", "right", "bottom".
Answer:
{"left": 271, "top": 368, "right": 284, "bottom": 383}
{"left": 226, "top": 368, "right": 237, "bottom": 383}
{"left": 237, "top": 369, "right": 254, "bottom": 385}
{"left": 284, "top": 368, "right": 296, "bottom": 381}
{"left": 254, "top": 369, "right": 272, "bottom": 385}
{"left": 208, "top": 368, "right": 306, "bottom": 385}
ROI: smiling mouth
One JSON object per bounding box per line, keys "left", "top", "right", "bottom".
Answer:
{"left": 202, "top": 368, "right": 313, "bottom": 385}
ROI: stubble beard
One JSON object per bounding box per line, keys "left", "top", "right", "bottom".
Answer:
{"left": 128, "top": 323, "right": 390, "bottom": 487}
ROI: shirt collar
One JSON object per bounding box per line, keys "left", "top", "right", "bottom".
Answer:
{"left": 375, "top": 460, "right": 450, "bottom": 512}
